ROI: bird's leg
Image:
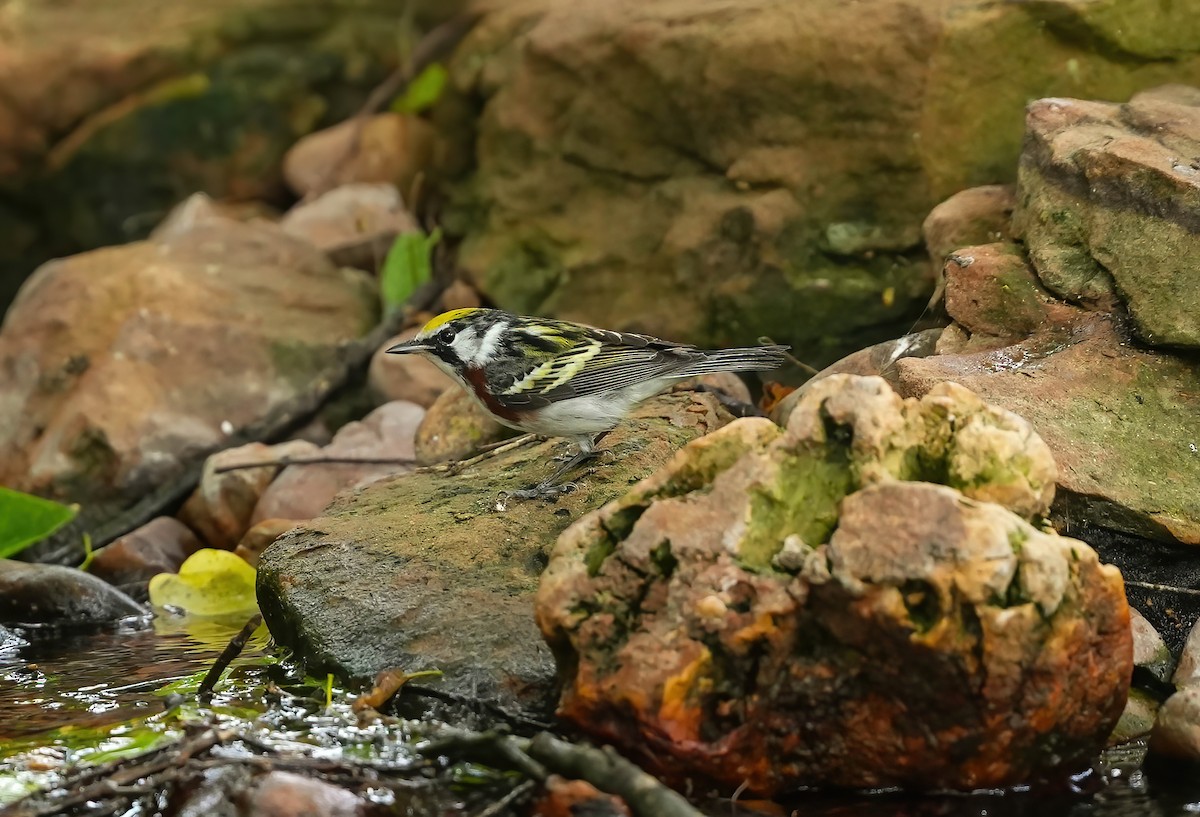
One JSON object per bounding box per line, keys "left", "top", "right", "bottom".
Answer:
{"left": 510, "top": 435, "right": 603, "bottom": 500}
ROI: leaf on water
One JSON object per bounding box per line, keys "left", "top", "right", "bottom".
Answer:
{"left": 153, "top": 668, "right": 210, "bottom": 697}
{"left": 148, "top": 549, "right": 258, "bottom": 617}
{"left": 390, "top": 63, "right": 448, "bottom": 114}
{"left": 380, "top": 228, "right": 442, "bottom": 313}
{"left": 0, "top": 487, "right": 77, "bottom": 559}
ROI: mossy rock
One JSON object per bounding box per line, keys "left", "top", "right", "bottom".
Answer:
{"left": 256, "top": 391, "right": 734, "bottom": 714}
{"left": 443, "top": 0, "right": 1200, "bottom": 361}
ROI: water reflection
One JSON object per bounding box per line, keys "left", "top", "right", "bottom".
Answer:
{"left": 0, "top": 617, "right": 1198, "bottom": 817}
{"left": 0, "top": 613, "right": 266, "bottom": 743}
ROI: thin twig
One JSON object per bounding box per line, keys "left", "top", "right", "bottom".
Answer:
{"left": 1125, "top": 580, "right": 1200, "bottom": 598}
{"left": 213, "top": 456, "right": 418, "bottom": 474}
{"left": 5, "top": 728, "right": 233, "bottom": 817}
{"left": 198, "top": 613, "right": 263, "bottom": 699}
{"left": 757, "top": 336, "right": 819, "bottom": 376}
{"left": 439, "top": 434, "right": 539, "bottom": 474}
{"left": 474, "top": 779, "right": 538, "bottom": 817}
{"left": 213, "top": 435, "right": 539, "bottom": 476}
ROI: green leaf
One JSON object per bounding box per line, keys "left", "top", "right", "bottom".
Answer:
{"left": 148, "top": 549, "right": 258, "bottom": 617}
{"left": 380, "top": 228, "right": 441, "bottom": 313}
{"left": 390, "top": 63, "right": 448, "bottom": 114}
{"left": 0, "top": 487, "right": 77, "bottom": 558}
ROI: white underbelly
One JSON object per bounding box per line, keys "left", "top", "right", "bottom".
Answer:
{"left": 525, "top": 379, "right": 672, "bottom": 439}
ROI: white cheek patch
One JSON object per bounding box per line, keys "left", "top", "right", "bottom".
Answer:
{"left": 462, "top": 320, "right": 507, "bottom": 366}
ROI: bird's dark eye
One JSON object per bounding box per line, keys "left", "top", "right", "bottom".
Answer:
{"left": 438, "top": 327, "right": 457, "bottom": 344}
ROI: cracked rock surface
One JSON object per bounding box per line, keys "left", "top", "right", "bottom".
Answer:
{"left": 537, "top": 374, "right": 1131, "bottom": 793}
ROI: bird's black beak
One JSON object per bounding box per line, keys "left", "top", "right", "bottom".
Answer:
{"left": 385, "top": 340, "right": 432, "bottom": 355}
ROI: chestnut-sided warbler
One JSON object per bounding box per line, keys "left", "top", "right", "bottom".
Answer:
{"left": 387, "top": 308, "right": 788, "bottom": 497}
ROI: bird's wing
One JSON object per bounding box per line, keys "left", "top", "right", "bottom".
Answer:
{"left": 492, "top": 324, "right": 701, "bottom": 409}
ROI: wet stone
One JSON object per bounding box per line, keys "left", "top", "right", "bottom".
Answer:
{"left": 251, "top": 770, "right": 362, "bottom": 817}
{"left": 0, "top": 560, "right": 147, "bottom": 625}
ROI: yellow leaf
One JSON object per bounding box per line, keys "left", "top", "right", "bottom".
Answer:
{"left": 148, "top": 549, "right": 258, "bottom": 616}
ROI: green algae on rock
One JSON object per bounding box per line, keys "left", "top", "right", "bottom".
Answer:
{"left": 1014, "top": 87, "right": 1200, "bottom": 347}
{"left": 537, "top": 374, "right": 1130, "bottom": 793}
{"left": 256, "top": 391, "right": 735, "bottom": 714}
{"left": 896, "top": 315, "right": 1200, "bottom": 545}
{"left": 442, "top": 0, "right": 1200, "bottom": 362}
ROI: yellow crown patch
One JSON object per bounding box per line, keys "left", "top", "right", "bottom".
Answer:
{"left": 421, "top": 308, "right": 482, "bottom": 334}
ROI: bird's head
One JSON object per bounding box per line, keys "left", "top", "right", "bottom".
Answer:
{"left": 385, "top": 308, "right": 509, "bottom": 374}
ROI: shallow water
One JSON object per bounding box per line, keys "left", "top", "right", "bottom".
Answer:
{"left": 0, "top": 617, "right": 1197, "bottom": 816}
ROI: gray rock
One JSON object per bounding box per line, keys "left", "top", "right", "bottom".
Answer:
{"left": 1150, "top": 684, "right": 1200, "bottom": 763}
{"left": 1173, "top": 617, "right": 1200, "bottom": 687}
{"left": 1132, "top": 607, "right": 1175, "bottom": 684}
{"left": 0, "top": 560, "right": 147, "bottom": 624}
{"left": 1111, "top": 688, "right": 1160, "bottom": 745}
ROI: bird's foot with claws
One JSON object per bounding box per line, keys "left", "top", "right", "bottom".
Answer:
{"left": 508, "top": 481, "right": 578, "bottom": 501}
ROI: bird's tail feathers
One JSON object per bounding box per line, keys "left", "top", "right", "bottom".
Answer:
{"left": 676, "top": 345, "right": 790, "bottom": 376}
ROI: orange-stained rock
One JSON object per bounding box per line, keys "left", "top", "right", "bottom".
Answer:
{"left": 234, "top": 519, "right": 297, "bottom": 568}
{"left": 413, "top": 386, "right": 509, "bottom": 465}
{"left": 533, "top": 776, "right": 630, "bottom": 817}
{"left": 940, "top": 243, "right": 1080, "bottom": 345}
{"left": 88, "top": 517, "right": 203, "bottom": 587}
{"left": 252, "top": 401, "right": 424, "bottom": 524}
{"left": 282, "top": 113, "right": 437, "bottom": 199}
{"left": 368, "top": 327, "right": 456, "bottom": 408}
{"left": 537, "top": 375, "right": 1131, "bottom": 794}
{"left": 922, "top": 185, "right": 1015, "bottom": 268}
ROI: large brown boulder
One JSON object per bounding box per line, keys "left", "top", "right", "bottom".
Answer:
{"left": 0, "top": 0, "right": 453, "bottom": 309}
{"left": 0, "top": 216, "right": 377, "bottom": 544}
{"left": 537, "top": 375, "right": 1131, "bottom": 793}
{"left": 445, "top": 0, "right": 1200, "bottom": 361}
